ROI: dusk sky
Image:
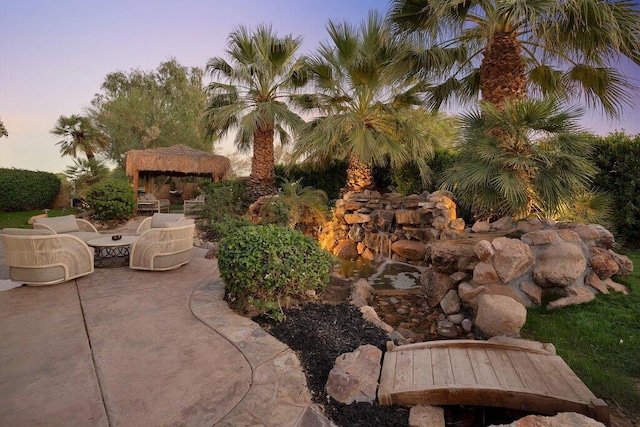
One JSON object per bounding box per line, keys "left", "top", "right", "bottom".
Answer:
{"left": 1, "top": 0, "right": 639, "bottom": 174}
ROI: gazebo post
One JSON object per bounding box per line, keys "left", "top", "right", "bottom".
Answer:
{"left": 132, "top": 170, "right": 139, "bottom": 200}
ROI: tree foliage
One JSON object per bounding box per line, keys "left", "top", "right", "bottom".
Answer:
{"left": 202, "top": 24, "right": 308, "bottom": 199}
{"left": 50, "top": 114, "right": 106, "bottom": 160}
{"left": 590, "top": 132, "right": 640, "bottom": 246}
{"left": 89, "top": 59, "right": 209, "bottom": 168}
{"left": 389, "top": 0, "right": 640, "bottom": 116}
{"left": 441, "top": 98, "right": 597, "bottom": 219}
{"left": 0, "top": 168, "right": 60, "bottom": 211}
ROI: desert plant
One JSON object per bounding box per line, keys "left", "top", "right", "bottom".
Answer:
{"left": 64, "top": 158, "right": 110, "bottom": 198}
{"left": 85, "top": 179, "right": 136, "bottom": 221}
{"left": 200, "top": 180, "right": 248, "bottom": 222}
{"left": 218, "top": 225, "right": 335, "bottom": 319}
{"left": 0, "top": 168, "right": 60, "bottom": 211}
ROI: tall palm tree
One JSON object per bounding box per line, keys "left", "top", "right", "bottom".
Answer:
{"left": 441, "top": 98, "right": 598, "bottom": 219}
{"left": 202, "top": 25, "right": 308, "bottom": 200}
{"left": 50, "top": 114, "right": 106, "bottom": 160}
{"left": 388, "top": 0, "right": 640, "bottom": 115}
{"left": 293, "top": 11, "right": 448, "bottom": 193}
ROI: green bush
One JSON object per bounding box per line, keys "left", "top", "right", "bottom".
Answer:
{"left": 218, "top": 225, "right": 335, "bottom": 319}
{"left": 85, "top": 179, "right": 136, "bottom": 220}
{"left": 0, "top": 168, "right": 61, "bottom": 211}
{"left": 200, "top": 180, "right": 248, "bottom": 221}
{"left": 202, "top": 215, "right": 253, "bottom": 241}
{"left": 590, "top": 132, "right": 640, "bottom": 247}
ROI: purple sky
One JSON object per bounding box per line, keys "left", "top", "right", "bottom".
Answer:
{"left": 1, "top": 0, "right": 638, "bottom": 174}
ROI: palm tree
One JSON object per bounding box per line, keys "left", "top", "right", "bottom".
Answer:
{"left": 441, "top": 98, "right": 598, "bottom": 219}
{"left": 388, "top": 0, "right": 640, "bottom": 115}
{"left": 50, "top": 114, "right": 106, "bottom": 160}
{"left": 0, "top": 118, "right": 7, "bottom": 138}
{"left": 293, "top": 11, "right": 448, "bottom": 193}
{"left": 202, "top": 25, "right": 308, "bottom": 200}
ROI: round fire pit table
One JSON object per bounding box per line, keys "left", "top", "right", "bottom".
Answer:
{"left": 87, "top": 236, "right": 139, "bottom": 268}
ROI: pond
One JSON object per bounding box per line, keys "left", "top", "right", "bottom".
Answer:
{"left": 339, "top": 258, "right": 425, "bottom": 291}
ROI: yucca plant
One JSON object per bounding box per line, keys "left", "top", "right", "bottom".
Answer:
{"left": 441, "top": 98, "right": 598, "bottom": 220}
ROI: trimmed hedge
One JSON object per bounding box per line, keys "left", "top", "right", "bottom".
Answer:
{"left": 590, "top": 132, "right": 640, "bottom": 247}
{"left": 85, "top": 179, "right": 136, "bottom": 220}
{"left": 218, "top": 225, "right": 335, "bottom": 319}
{"left": 0, "top": 168, "right": 61, "bottom": 211}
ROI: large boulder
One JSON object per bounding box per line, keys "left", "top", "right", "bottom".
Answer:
{"left": 473, "top": 261, "right": 500, "bottom": 285}
{"left": 589, "top": 247, "right": 619, "bottom": 279}
{"left": 421, "top": 266, "right": 455, "bottom": 307}
{"left": 325, "top": 345, "right": 382, "bottom": 404}
{"left": 409, "top": 405, "right": 445, "bottom": 427}
{"left": 427, "top": 240, "right": 478, "bottom": 274}
{"left": 333, "top": 239, "right": 359, "bottom": 260}
{"left": 491, "top": 412, "right": 605, "bottom": 427}
{"left": 533, "top": 242, "right": 587, "bottom": 287}
{"left": 546, "top": 285, "right": 595, "bottom": 310}
{"left": 475, "top": 295, "right": 527, "bottom": 338}
{"left": 491, "top": 237, "right": 535, "bottom": 283}
{"left": 391, "top": 240, "right": 427, "bottom": 261}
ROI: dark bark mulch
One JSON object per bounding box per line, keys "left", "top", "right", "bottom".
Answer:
{"left": 255, "top": 303, "right": 410, "bottom": 426}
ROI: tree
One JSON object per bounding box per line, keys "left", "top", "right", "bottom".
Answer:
{"left": 441, "top": 98, "right": 598, "bottom": 219}
{"left": 201, "top": 24, "right": 308, "bottom": 200}
{"left": 388, "top": 0, "right": 640, "bottom": 115}
{"left": 50, "top": 114, "right": 106, "bottom": 160}
{"left": 64, "top": 157, "right": 110, "bottom": 198}
{"left": 90, "top": 59, "right": 208, "bottom": 168}
{"left": 0, "top": 118, "right": 7, "bottom": 138}
{"left": 293, "top": 11, "right": 451, "bottom": 193}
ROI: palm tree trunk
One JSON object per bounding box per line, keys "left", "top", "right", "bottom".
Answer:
{"left": 248, "top": 125, "right": 277, "bottom": 200}
{"left": 479, "top": 32, "right": 527, "bottom": 107}
{"left": 343, "top": 154, "right": 375, "bottom": 194}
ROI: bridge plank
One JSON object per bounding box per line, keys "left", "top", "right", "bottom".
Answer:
{"left": 412, "top": 348, "right": 433, "bottom": 388}
{"left": 485, "top": 348, "right": 525, "bottom": 389}
{"left": 393, "top": 350, "right": 413, "bottom": 390}
{"left": 506, "top": 349, "right": 552, "bottom": 395}
{"left": 469, "top": 348, "right": 500, "bottom": 387}
{"left": 527, "top": 352, "right": 581, "bottom": 401}
{"left": 431, "top": 347, "right": 454, "bottom": 385}
{"left": 449, "top": 347, "right": 476, "bottom": 386}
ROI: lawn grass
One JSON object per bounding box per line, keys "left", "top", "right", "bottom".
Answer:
{"left": 0, "top": 208, "right": 78, "bottom": 229}
{"left": 522, "top": 249, "right": 640, "bottom": 414}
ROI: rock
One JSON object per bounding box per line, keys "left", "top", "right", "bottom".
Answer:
{"left": 440, "top": 289, "right": 461, "bottom": 315}
{"left": 397, "top": 327, "right": 418, "bottom": 341}
{"left": 391, "top": 240, "right": 427, "bottom": 261}
{"left": 427, "top": 240, "right": 478, "bottom": 274}
{"left": 475, "top": 295, "right": 527, "bottom": 338}
{"left": 461, "top": 318, "right": 473, "bottom": 333}
{"left": 516, "top": 218, "right": 544, "bottom": 233}
{"left": 352, "top": 278, "right": 375, "bottom": 303}
{"left": 409, "top": 405, "right": 445, "bottom": 427}
{"left": 533, "top": 242, "right": 587, "bottom": 287}
{"left": 604, "top": 278, "right": 629, "bottom": 294}
{"left": 585, "top": 271, "right": 609, "bottom": 294}
{"left": 432, "top": 216, "right": 450, "bottom": 230}
{"left": 547, "top": 285, "right": 595, "bottom": 310}
{"left": 590, "top": 247, "right": 619, "bottom": 279}
{"left": 474, "top": 240, "right": 495, "bottom": 261}
{"left": 344, "top": 213, "right": 371, "bottom": 224}
{"left": 395, "top": 209, "right": 425, "bottom": 225}
{"left": 449, "top": 218, "right": 465, "bottom": 231}
{"left": 520, "top": 230, "right": 559, "bottom": 246}
{"left": 458, "top": 282, "right": 486, "bottom": 305}
{"left": 436, "top": 320, "right": 459, "bottom": 338}
{"left": 491, "top": 237, "right": 535, "bottom": 282}
{"left": 491, "top": 216, "right": 515, "bottom": 231}
{"left": 440, "top": 228, "right": 462, "bottom": 240}
{"left": 450, "top": 271, "right": 468, "bottom": 284}
{"left": 372, "top": 210, "right": 395, "bottom": 232}
{"left": 447, "top": 313, "right": 464, "bottom": 324}
{"left": 569, "top": 223, "right": 615, "bottom": 248}
{"left": 205, "top": 246, "right": 218, "bottom": 259}
{"left": 420, "top": 266, "right": 455, "bottom": 307}
{"left": 325, "top": 345, "right": 382, "bottom": 404}
{"left": 333, "top": 239, "right": 359, "bottom": 260}
{"left": 472, "top": 220, "right": 491, "bottom": 233}
{"left": 440, "top": 208, "right": 457, "bottom": 222}
{"left": 388, "top": 330, "right": 411, "bottom": 346}
{"left": 490, "top": 411, "right": 605, "bottom": 427}
{"left": 485, "top": 284, "right": 530, "bottom": 307}
{"left": 348, "top": 225, "right": 365, "bottom": 242}
{"left": 361, "top": 248, "right": 375, "bottom": 261}
{"left": 519, "top": 280, "right": 542, "bottom": 305}
{"left": 360, "top": 305, "right": 382, "bottom": 323}
{"left": 27, "top": 213, "right": 48, "bottom": 224}
{"left": 557, "top": 228, "right": 582, "bottom": 243}
{"left": 608, "top": 250, "right": 633, "bottom": 275}
{"left": 473, "top": 261, "right": 500, "bottom": 285}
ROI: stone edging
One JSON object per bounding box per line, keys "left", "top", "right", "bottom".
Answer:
{"left": 189, "top": 275, "right": 335, "bottom": 427}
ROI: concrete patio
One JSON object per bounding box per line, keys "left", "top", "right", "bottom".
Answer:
{"left": 0, "top": 219, "right": 333, "bottom": 426}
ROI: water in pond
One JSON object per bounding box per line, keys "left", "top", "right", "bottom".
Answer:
{"left": 340, "top": 258, "right": 425, "bottom": 290}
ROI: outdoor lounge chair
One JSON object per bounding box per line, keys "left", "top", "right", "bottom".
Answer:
{"left": 183, "top": 194, "right": 205, "bottom": 212}
{"left": 33, "top": 214, "right": 102, "bottom": 242}
{"left": 1, "top": 228, "right": 94, "bottom": 285}
{"left": 137, "top": 193, "right": 170, "bottom": 214}
{"left": 130, "top": 215, "right": 195, "bottom": 271}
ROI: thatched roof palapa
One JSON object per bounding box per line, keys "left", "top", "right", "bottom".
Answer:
{"left": 125, "top": 144, "right": 231, "bottom": 196}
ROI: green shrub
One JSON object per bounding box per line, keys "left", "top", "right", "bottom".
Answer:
{"left": 218, "top": 225, "right": 335, "bottom": 319}
{"left": 200, "top": 180, "right": 248, "bottom": 221}
{"left": 202, "top": 215, "right": 254, "bottom": 241}
{"left": 590, "top": 132, "right": 640, "bottom": 247}
{"left": 260, "top": 179, "right": 329, "bottom": 232}
{"left": 0, "top": 168, "right": 60, "bottom": 211}
{"left": 85, "top": 179, "right": 136, "bottom": 220}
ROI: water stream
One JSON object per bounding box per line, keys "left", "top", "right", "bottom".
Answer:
{"left": 340, "top": 258, "right": 425, "bottom": 291}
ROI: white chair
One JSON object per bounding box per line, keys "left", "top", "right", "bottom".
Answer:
{"left": 1, "top": 228, "right": 94, "bottom": 285}
{"left": 130, "top": 215, "right": 195, "bottom": 271}
{"left": 183, "top": 194, "right": 206, "bottom": 213}
{"left": 33, "top": 214, "right": 101, "bottom": 242}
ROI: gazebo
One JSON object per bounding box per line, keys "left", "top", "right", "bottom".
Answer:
{"left": 125, "top": 144, "right": 231, "bottom": 197}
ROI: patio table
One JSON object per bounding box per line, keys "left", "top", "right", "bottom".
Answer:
{"left": 87, "top": 236, "right": 139, "bottom": 268}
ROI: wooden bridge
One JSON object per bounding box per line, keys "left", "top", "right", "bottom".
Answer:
{"left": 378, "top": 338, "right": 609, "bottom": 425}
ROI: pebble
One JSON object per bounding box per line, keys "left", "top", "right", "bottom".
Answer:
{"left": 447, "top": 314, "right": 465, "bottom": 325}
{"left": 388, "top": 297, "right": 399, "bottom": 304}
{"left": 396, "top": 308, "right": 409, "bottom": 315}
{"left": 461, "top": 318, "right": 473, "bottom": 333}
